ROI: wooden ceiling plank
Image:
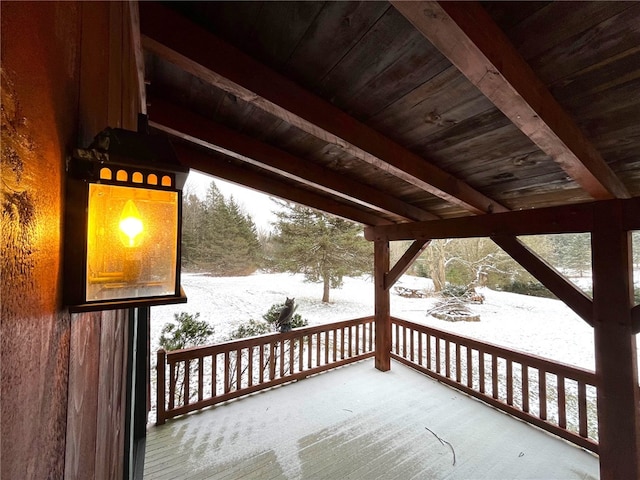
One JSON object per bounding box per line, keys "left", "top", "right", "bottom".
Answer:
{"left": 139, "top": 2, "right": 507, "bottom": 215}
{"left": 492, "top": 236, "right": 593, "bottom": 326}
{"left": 385, "top": 240, "right": 431, "bottom": 290}
{"left": 171, "top": 142, "right": 392, "bottom": 227}
{"left": 149, "top": 98, "right": 438, "bottom": 222}
{"left": 391, "top": 1, "right": 630, "bottom": 201}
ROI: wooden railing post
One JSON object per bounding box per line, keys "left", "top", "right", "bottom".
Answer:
{"left": 156, "top": 349, "right": 166, "bottom": 426}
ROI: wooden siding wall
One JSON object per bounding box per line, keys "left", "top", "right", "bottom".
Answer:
{"left": 1, "top": 2, "right": 141, "bottom": 479}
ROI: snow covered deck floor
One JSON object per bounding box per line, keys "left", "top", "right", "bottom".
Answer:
{"left": 144, "top": 360, "right": 598, "bottom": 480}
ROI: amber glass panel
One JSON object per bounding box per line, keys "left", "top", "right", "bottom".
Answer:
{"left": 86, "top": 183, "right": 178, "bottom": 302}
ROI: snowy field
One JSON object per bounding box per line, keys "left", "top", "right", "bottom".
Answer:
{"left": 151, "top": 272, "right": 640, "bottom": 372}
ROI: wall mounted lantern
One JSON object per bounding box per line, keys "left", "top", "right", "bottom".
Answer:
{"left": 65, "top": 124, "right": 189, "bottom": 312}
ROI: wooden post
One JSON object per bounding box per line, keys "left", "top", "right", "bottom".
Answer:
{"left": 592, "top": 204, "right": 640, "bottom": 479}
{"left": 375, "top": 240, "right": 391, "bottom": 371}
{"left": 156, "top": 349, "right": 166, "bottom": 426}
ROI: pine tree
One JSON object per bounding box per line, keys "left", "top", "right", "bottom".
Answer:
{"left": 268, "top": 203, "right": 372, "bottom": 302}
{"left": 181, "top": 181, "right": 262, "bottom": 275}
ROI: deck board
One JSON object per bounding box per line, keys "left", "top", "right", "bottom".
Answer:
{"left": 144, "top": 360, "right": 598, "bottom": 479}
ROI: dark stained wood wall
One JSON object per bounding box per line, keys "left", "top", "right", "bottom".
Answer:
{"left": 1, "top": 2, "right": 141, "bottom": 479}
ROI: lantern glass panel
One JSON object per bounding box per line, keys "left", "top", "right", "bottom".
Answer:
{"left": 86, "top": 183, "right": 178, "bottom": 302}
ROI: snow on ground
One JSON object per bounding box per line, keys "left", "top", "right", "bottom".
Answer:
{"left": 151, "top": 272, "right": 639, "bottom": 372}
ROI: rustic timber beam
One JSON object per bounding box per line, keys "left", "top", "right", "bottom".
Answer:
{"left": 127, "top": 1, "right": 146, "bottom": 115}
{"left": 391, "top": 1, "right": 630, "bottom": 201}
{"left": 149, "top": 98, "right": 437, "bottom": 222}
{"left": 591, "top": 204, "right": 640, "bottom": 479}
{"left": 492, "top": 236, "right": 593, "bottom": 326}
{"left": 385, "top": 240, "right": 431, "bottom": 290}
{"left": 171, "top": 142, "right": 392, "bottom": 227}
{"left": 632, "top": 305, "right": 640, "bottom": 334}
{"left": 139, "top": 2, "right": 507, "bottom": 215}
{"left": 365, "top": 197, "right": 640, "bottom": 241}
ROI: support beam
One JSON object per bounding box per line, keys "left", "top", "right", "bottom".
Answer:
{"left": 385, "top": 240, "right": 430, "bottom": 290}
{"left": 392, "top": 1, "right": 630, "bottom": 200}
{"left": 149, "top": 99, "right": 437, "bottom": 222}
{"left": 139, "top": 1, "right": 507, "bottom": 215}
{"left": 591, "top": 203, "right": 640, "bottom": 480}
{"left": 127, "top": 1, "right": 146, "bottom": 115}
{"left": 375, "top": 241, "right": 391, "bottom": 371}
{"left": 171, "top": 142, "right": 392, "bottom": 227}
{"left": 633, "top": 305, "right": 640, "bottom": 334}
{"left": 492, "top": 236, "right": 593, "bottom": 326}
{"left": 365, "top": 197, "right": 640, "bottom": 241}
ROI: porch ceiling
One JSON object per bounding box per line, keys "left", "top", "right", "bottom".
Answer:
{"left": 144, "top": 360, "right": 598, "bottom": 479}
{"left": 138, "top": 1, "right": 640, "bottom": 227}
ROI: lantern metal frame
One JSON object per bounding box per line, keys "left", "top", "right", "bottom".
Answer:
{"left": 64, "top": 126, "right": 189, "bottom": 312}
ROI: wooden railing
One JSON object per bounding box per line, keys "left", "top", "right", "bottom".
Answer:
{"left": 391, "top": 317, "right": 599, "bottom": 453}
{"left": 156, "top": 317, "right": 375, "bottom": 425}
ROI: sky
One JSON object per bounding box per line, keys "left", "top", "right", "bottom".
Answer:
{"left": 184, "top": 169, "right": 282, "bottom": 233}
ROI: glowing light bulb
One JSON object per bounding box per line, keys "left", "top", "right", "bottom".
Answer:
{"left": 119, "top": 199, "right": 143, "bottom": 247}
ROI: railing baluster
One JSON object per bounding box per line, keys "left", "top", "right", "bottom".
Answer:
{"left": 348, "top": 325, "right": 353, "bottom": 357}
{"left": 324, "top": 331, "right": 329, "bottom": 365}
{"left": 156, "top": 349, "right": 166, "bottom": 425}
{"left": 539, "top": 369, "right": 547, "bottom": 420}
{"left": 279, "top": 340, "right": 285, "bottom": 377}
{"left": 212, "top": 354, "right": 218, "bottom": 397}
{"left": 478, "top": 350, "right": 485, "bottom": 394}
{"left": 506, "top": 359, "right": 513, "bottom": 406}
{"left": 289, "top": 339, "right": 294, "bottom": 375}
{"left": 417, "top": 332, "right": 423, "bottom": 366}
{"left": 248, "top": 347, "right": 254, "bottom": 387}
{"left": 492, "top": 355, "right": 498, "bottom": 400}
{"left": 258, "top": 344, "right": 264, "bottom": 384}
{"left": 340, "top": 328, "right": 345, "bottom": 360}
{"left": 578, "top": 381, "right": 588, "bottom": 437}
{"left": 299, "top": 337, "right": 304, "bottom": 373}
{"left": 198, "top": 357, "right": 204, "bottom": 402}
{"left": 455, "top": 343, "right": 461, "bottom": 383}
{"left": 436, "top": 337, "right": 441, "bottom": 374}
{"left": 395, "top": 323, "right": 400, "bottom": 354}
{"left": 332, "top": 330, "right": 337, "bottom": 362}
{"left": 224, "top": 352, "right": 230, "bottom": 393}
{"left": 317, "top": 332, "right": 321, "bottom": 366}
{"left": 557, "top": 375, "right": 566, "bottom": 429}
{"left": 269, "top": 342, "right": 276, "bottom": 381}
{"left": 410, "top": 328, "right": 415, "bottom": 361}
{"left": 426, "top": 334, "right": 432, "bottom": 370}
{"left": 445, "top": 340, "right": 451, "bottom": 378}
{"left": 307, "top": 334, "right": 312, "bottom": 369}
{"left": 402, "top": 326, "right": 407, "bottom": 358}
{"left": 169, "top": 362, "right": 175, "bottom": 410}
{"left": 184, "top": 360, "right": 190, "bottom": 405}
{"left": 466, "top": 347, "right": 473, "bottom": 388}
{"left": 236, "top": 349, "right": 242, "bottom": 390}
{"left": 522, "top": 364, "right": 529, "bottom": 413}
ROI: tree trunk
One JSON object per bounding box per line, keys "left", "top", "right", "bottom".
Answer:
{"left": 322, "top": 275, "right": 330, "bottom": 303}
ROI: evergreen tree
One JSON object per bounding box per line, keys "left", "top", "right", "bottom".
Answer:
{"left": 181, "top": 181, "right": 262, "bottom": 275}
{"left": 268, "top": 203, "right": 372, "bottom": 302}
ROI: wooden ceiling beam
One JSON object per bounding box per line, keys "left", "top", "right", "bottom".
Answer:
{"left": 171, "top": 142, "right": 393, "bottom": 227}
{"left": 392, "top": 1, "right": 630, "bottom": 201}
{"left": 149, "top": 98, "right": 438, "bottom": 222}
{"left": 139, "top": 1, "right": 507, "bottom": 215}
{"left": 365, "top": 197, "right": 640, "bottom": 241}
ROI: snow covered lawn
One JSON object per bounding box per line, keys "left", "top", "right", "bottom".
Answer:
{"left": 151, "top": 272, "right": 638, "bottom": 372}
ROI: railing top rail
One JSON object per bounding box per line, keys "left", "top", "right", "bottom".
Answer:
{"left": 391, "top": 317, "right": 596, "bottom": 385}
{"left": 163, "top": 316, "right": 374, "bottom": 362}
